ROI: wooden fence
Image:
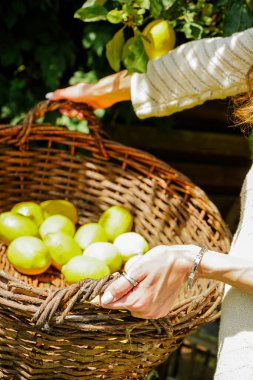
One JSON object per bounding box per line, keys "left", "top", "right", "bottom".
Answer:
{"left": 107, "top": 100, "right": 252, "bottom": 234}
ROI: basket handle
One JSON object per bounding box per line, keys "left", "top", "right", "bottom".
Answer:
{"left": 30, "top": 273, "right": 121, "bottom": 329}
{"left": 16, "top": 100, "right": 109, "bottom": 158}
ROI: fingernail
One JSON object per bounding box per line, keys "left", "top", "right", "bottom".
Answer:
{"left": 101, "top": 291, "right": 114, "bottom": 305}
{"left": 45, "top": 92, "right": 53, "bottom": 99}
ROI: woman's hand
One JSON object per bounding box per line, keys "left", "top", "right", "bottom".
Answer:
{"left": 100, "top": 245, "right": 197, "bottom": 319}
{"left": 100, "top": 242, "right": 253, "bottom": 319}
{"left": 46, "top": 70, "right": 132, "bottom": 117}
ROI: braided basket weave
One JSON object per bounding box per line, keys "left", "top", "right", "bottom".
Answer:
{"left": 0, "top": 100, "right": 231, "bottom": 380}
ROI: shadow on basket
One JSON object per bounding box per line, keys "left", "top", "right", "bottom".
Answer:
{"left": 0, "top": 100, "right": 231, "bottom": 379}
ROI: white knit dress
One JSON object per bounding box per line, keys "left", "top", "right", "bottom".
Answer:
{"left": 215, "top": 164, "right": 253, "bottom": 379}
{"left": 130, "top": 28, "right": 253, "bottom": 379}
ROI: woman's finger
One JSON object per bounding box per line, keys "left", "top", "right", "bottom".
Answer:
{"left": 47, "top": 83, "right": 88, "bottom": 102}
{"left": 100, "top": 274, "right": 135, "bottom": 306}
{"left": 130, "top": 312, "right": 147, "bottom": 319}
{"left": 47, "top": 88, "right": 72, "bottom": 101}
{"left": 100, "top": 263, "right": 146, "bottom": 307}
{"left": 59, "top": 108, "right": 90, "bottom": 120}
{"left": 131, "top": 309, "right": 166, "bottom": 319}
{"left": 100, "top": 278, "right": 150, "bottom": 310}
{"left": 60, "top": 108, "right": 79, "bottom": 118}
{"left": 103, "top": 290, "right": 165, "bottom": 319}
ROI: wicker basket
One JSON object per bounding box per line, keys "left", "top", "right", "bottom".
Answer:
{"left": 0, "top": 100, "right": 231, "bottom": 380}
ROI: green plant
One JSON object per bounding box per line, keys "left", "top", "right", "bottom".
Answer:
{"left": 1, "top": 0, "right": 253, "bottom": 125}
{"left": 0, "top": 1, "right": 80, "bottom": 122}
{"left": 75, "top": 0, "right": 253, "bottom": 74}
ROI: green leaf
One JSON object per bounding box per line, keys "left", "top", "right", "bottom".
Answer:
{"left": 222, "top": 0, "right": 253, "bottom": 36}
{"left": 162, "top": 0, "right": 177, "bottom": 10}
{"left": 106, "top": 27, "right": 125, "bottom": 72}
{"left": 78, "top": 0, "right": 108, "bottom": 8}
{"left": 10, "top": 113, "right": 25, "bottom": 126}
{"left": 69, "top": 70, "right": 98, "bottom": 85}
{"left": 150, "top": 0, "right": 163, "bottom": 18}
{"left": 56, "top": 115, "right": 90, "bottom": 134}
{"left": 202, "top": 4, "right": 213, "bottom": 17}
{"left": 182, "top": 22, "right": 203, "bottom": 39}
{"left": 93, "top": 108, "right": 106, "bottom": 118}
{"left": 82, "top": 24, "right": 114, "bottom": 57}
{"left": 76, "top": 120, "right": 89, "bottom": 133}
{"left": 107, "top": 9, "right": 123, "bottom": 24}
{"left": 122, "top": 36, "right": 148, "bottom": 73}
{"left": 35, "top": 41, "right": 74, "bottom": 88}
{"left": 82, "top": 0, "right": 107, "bottom": 8}
{"left": 136, "top": 0, "right": 150, "bottom": 9}
{"left": 133, "top": 13, "right": 144, "bottom": 26}
{"left": 216, "top": 0, "right": 230, "bottom": 6}
{"left": 1, "top": 45, "right": 21, "bottom": 66}
{"left": 246, "top": 0, "right": 253, "bottom": 12}
{"left": 146, "top": 369, "right": 159, "bottom": 380}
{"left": 122, "top": 3, "right": 132, "bottom": 16}
{"left": 74, "top": 5, "right": 108, "bottom": 22}
{"left": 1, "top": 105, "right": 11, "bottom": 119}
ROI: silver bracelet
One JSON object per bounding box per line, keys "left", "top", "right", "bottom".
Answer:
{"left": 186, "top": 246, "right": 208, "bottom": 290}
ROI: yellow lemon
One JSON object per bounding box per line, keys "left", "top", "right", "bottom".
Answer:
{"left": 142, "top": 19, "right": 175, "bottom": 60}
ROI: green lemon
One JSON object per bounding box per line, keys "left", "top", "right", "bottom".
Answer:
{"left": 74, "top": 223, "right": 108, "bottom": 250}
{"left": 114, "top": 232, "right": 149, "bottom": 263}
{"left": 98, "top": 205, "right": 133, "bottom": 242}
{"left": 84, "top": 242, "right": 122, "bottom": 273}
{"left": 44, "top": 231, "right": 82, "bottom": 269}
{"left": 39, "top": 214, "right": 75, "bottom": 239}
{"left": 12, "top": 201, "right": 44, "bottom": 227}
{"left": 40, "top": 199, "right": 78, "bottom": 224}
{"left": 62, "top": 255, "right": 110, "bottom": 283}
{"left": 7, "top": 236, "right": 51, "bottom": 275}
{"left": 0, "top": 212, "right": 38, "bottom": 244}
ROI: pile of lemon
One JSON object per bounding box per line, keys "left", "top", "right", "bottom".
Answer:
{"left": 0, "top": 201, "right": 149, "bottom": 283}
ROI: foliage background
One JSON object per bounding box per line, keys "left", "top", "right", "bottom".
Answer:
{"left": 1, "top": 0, "right": 253, "bottom": 126}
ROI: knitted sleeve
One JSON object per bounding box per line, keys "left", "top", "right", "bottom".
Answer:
{"left": 130, "top": 28, "right": 253, "bottom": 119}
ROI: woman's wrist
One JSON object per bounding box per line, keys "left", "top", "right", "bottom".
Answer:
{"left": 179, "top": 245, "right": 218, "bottom": 284}
{"left": 97, "top": 70, "right": 131, "bottom": 107}
{"left": 173, "top": 245, "right": 201, "bottom": 281}
{"left": 197, "top": 249, "right": 225, "bottom": 280}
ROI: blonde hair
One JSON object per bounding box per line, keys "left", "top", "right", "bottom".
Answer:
{"left": 232, "top": 66, "right": 253, "bottom": 134}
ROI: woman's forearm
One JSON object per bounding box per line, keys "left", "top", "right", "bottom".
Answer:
{"left": 51, "top": 28, "right": 253, "bottom": 117}
{"left": 198, "top": 250, "right": 253, "bottom": 296}
{"left": 50, "top": 70, "right": 131, "bottom": 108}
{"left": 99, "top": 70, "right": 131, "bottom": 106}
{"left": 131, "top": 28, "right": 253, "bottom": 119}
